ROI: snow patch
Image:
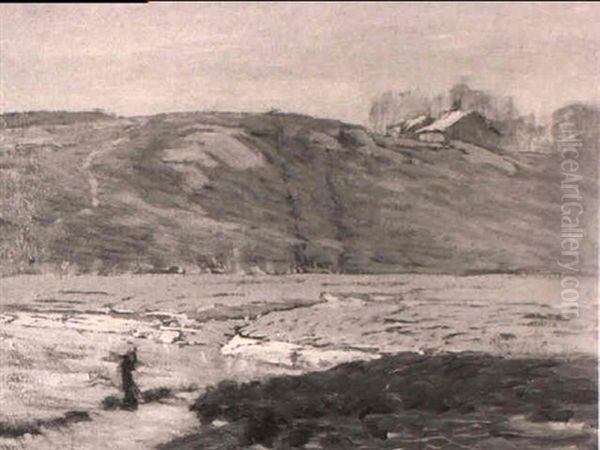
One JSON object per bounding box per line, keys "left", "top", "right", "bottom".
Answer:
{"left": 221, "top": 334, "right": 379, "bottom": 370}
{"left": 167, "top": 130, "right": 264, "bottom": 170}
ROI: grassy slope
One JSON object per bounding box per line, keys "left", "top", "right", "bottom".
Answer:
{"left": 0, "top": 111, "right": 596, "bottom": 275}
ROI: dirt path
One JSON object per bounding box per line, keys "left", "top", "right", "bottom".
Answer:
{"left": 82, "top": 137, "right": 125, "bottom": 208}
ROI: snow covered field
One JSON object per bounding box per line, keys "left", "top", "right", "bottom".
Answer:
{"left": 0, "top": 273, "right": 596, "bottom": 448}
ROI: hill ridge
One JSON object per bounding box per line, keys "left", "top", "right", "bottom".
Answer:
{"left": 0, "top": 111, "right": 596, "bottom": 276}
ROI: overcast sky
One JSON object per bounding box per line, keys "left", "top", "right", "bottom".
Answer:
{"left": 1, "top": 3, "right": 599, "bottom": 124}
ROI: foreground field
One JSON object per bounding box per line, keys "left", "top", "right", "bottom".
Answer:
{"left": 0, "top": 273, "right": 597, "bottom": 449}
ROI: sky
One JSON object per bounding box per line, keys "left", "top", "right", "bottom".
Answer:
{"left": 1, "top": 2, "right": 599, "bottom": 125}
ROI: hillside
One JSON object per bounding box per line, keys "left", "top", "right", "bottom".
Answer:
{"left": 0, "top": 111, "right": 596, "bottom": 275}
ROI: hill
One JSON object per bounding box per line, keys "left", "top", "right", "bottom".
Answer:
{"left": 0, "top": 110, "right": 115, "bottom": 129}
{"left": 0, "top": 111, "right": 596, "bottom": 275}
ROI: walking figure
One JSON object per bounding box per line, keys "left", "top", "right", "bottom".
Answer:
{"left": 120, "top": 348, "right": 141, "bottom": 410}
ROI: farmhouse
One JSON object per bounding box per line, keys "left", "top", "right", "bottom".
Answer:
{"left": 416, "top": 110, "right": 500, "bottom": 147}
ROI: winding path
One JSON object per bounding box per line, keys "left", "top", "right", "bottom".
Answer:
{"left": 83, "top": 137, "right": 125, "bottom": 208}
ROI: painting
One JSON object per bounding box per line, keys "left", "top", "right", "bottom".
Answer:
{"left": 0, "top": 3, "right": 598, "bottom": 449}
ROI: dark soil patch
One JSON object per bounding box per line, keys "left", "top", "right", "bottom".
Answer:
{"left": 141, "top": 387, "right": 174, "bottom": 403}
{"left": 0, "top": 411, "right": 90, "bottom": 438}
{"left": 58, "top": 290, "right": 110, "bottom": 296}
{"left": 523, "top": 313, "right": 573, "bottom": 321}
{"left": 102, "top": 387, "right": 174, "bottom": 410}
{"left": 189, "top": 299, "right": 324, "bottom": 323}
{"left": 0, "top": 421, "right": 42, "bottom": 438}
{"left": 35, "top": 298, "right": 85, "bottom": 304}
{"left": 160, "top": 352, "right": 597, "bottom": 449}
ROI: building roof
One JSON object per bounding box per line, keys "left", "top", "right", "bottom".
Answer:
{"left": 416, "top": 110, "right": 472, "bottom": 133}
{"left": 387, "top": 114, "right": 431, "bottom": 132}
{"left": 404, "top": 114, "right": 431, "bottom": 132}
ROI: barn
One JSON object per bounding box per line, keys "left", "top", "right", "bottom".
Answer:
{"left": 416, "top": 110, "right": 500, "bottom": 148}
